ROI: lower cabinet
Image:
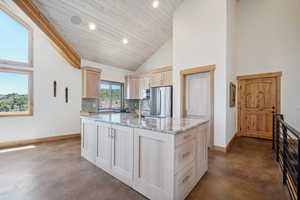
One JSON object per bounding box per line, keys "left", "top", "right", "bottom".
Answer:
{"left": 110, "top": 124, "right": 134, "bottom": 186}
{"left": 133, "top": 128, "right": 175, "bottom": 200}
{"left": 95, "top": 122, "right": 111, "bottom": 172}
{"left": 81, "top": 119, "right": 97, "bottom": 164}
{"left": 81, "top": 119, "right": 209, "bottom": 200}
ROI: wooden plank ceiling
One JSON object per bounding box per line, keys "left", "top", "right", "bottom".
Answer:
{"left": 31, "top": 0, "right": 183, "bottom": 71}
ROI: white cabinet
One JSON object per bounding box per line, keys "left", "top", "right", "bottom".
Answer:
{"left": 133, "top": 128, "right": 175, "bottom": 200}
{"left": 81, "top": 118, "right": 209, "bottom": 200}
{"left": 81, "top": 119, "right": 97, "bottom": 164}
{"left": 111, "top": 125, "right": 134, "bottom": 185}
{"left": 195, "top": 123, "right": 209, "bottom": 179}
{"left": 96, "top": 122, "right": 111, "bottom": 172}
{"left": 82, "top": 120, "right": 134, "bottom": 186}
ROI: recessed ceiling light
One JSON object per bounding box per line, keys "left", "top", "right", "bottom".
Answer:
{"left": 89, "top": 23, "right": 96, "bottom": 30}
{"left": 122, "top": 38, "right": 128, "bottom": 44}
{"left": 152, "top": 0, "right": 159, "bottom": 8}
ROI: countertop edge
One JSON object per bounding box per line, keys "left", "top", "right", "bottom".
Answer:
{"left": 80, "top": 115, "right": 209, "bottom": 135}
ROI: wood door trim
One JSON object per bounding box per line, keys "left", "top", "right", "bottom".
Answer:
{"left": 13, "top": 0, "right": 81, "bottom": 69}
{"left": 237, "top": 72, "right": 282, "bottom": 138}
{"left": 180, "top": 65, "right": 215, "bottom": 147}
{"left": 237, "top": 72, "right": 282, "bottom": 80}
{"left": 180, "top": 65, "right": 215, "bottom": 118}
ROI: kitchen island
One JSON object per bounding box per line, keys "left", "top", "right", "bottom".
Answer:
{"left": 80, "top": 113, "right": 209, "bottom": 200}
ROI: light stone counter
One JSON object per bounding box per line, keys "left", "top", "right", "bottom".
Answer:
{"left": 80, "top": 113, "right": 208, "bottom": 134}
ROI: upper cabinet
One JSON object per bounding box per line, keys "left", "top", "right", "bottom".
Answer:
{"left": 82, "top": 67, "right": 102, "bottom": 98}
{"left": 125, "top": 66, "right": 172, "bottom": 99}
{"left": 150, "top": 70, "right": 173, "bottom": 87}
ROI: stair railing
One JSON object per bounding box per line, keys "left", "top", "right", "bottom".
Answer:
{"left": 273, "top": 112, "right": 300, "bottom": 200}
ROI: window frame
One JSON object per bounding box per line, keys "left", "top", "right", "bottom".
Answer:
{"left": 99, "top": 80, "right": 124, "bottom": 111}
{"left": 0, "top": 5, "right": 33, "bottom": 67}
{"left": 0, "top": 67, "right": 33, "bottom": 117}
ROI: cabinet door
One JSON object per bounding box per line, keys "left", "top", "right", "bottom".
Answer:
{"left": 125, "top": 76, "right": 140, "bottom": 99}
{"left": 83, "top": 70, "right": 101, "bottom": 98}
{"left": 96, "top": 122, "right": 112, "bottom": 172}
{"left": 150, "top": 72, "right": 162, "bottom": 87}
{"left": 195, "top": 124, "right": 209, "bottom": 180}
{"left": 111, "top": 125, "right": 134, "bottom": 185}
{"left": 133, "top": 128, "right": 175, "bottom": 200}
{"left": 162, "top": 71, "right": 172, "bottom": 86}
{"left": 81, "top": 119, "right": 97, "bottom": 164}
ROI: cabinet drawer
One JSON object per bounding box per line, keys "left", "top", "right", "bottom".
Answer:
{"left": 175, "top": 128, "right": 197, "bottom": 147}
{"left": 175, "top": 162, "right": 196, "bottom": 200}
{"left": 175, "top": 140, "right": 195, "bottom": 173}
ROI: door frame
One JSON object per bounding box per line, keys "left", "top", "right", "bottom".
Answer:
{"left": 180, "top": 65, "right": 215, "bottom": 146}
{"left": 237, "top": 72, "right": 283, "bottom": 137}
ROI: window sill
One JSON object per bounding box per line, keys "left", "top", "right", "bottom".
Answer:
{"left": 0, "top": 112, "right": 33, "bottom": 117}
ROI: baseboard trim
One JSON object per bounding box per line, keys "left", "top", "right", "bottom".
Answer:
{"left": 212, "top": 132, "right": 239, "bottom": 153}
{"left": 0, "top": 133, "right": 80, "bottom": 149}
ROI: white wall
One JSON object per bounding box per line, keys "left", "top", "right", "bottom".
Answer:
{"left": 173, "top": 0, "right": 228, "bottom": 147}
{"left": 226, "top": 0, "right": 238, "bottom": 143}
{"left": 0, "top": 1, "right": 81, "bottom": 143}
{"left": 136, "top": 38, "right": 173, "bottom": 72}
{"left": 236, "top": 0, "right": 300, "bottom": 130}
{"left": 81, "top": 59, "right": 131, "bottom": 83}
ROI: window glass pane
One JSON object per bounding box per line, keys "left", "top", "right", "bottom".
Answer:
{"left": 0, "top": 10, "right": 29, "bottom": 63}
{"left": 0, "top": 72, "right": 29, "bottom": 113}
{"left": 99, "top": 83, "right": 110, "bottom": 109}
{"left": 111, "top": 84, "right": 121, "bottom": 108}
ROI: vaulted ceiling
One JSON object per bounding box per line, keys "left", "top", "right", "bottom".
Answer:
{"left": 31, "top": 0, "right": 183, "bottom": 71}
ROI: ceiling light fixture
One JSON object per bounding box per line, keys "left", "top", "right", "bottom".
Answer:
{"left": 122, "top": 38, "right": 128, "bottom": 45}
{"left": 88, "top": 23, "right": 96, "bottom": 30}
{"left": 152, "top": 0, "right": 159, "bottom": 8}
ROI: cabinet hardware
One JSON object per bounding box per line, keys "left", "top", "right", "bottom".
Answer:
{"left": 82, "top": 123, "right": 85, "bottom": 149}
{"left": 96, "top": 125, "right": 99, "bottom": 157}
{"left": 182, "top": 175, "right": 190, "bottom": 183}
{"left": 108, "top": 128, "right": 111, "bottom": 137}
{"left": 182, "top": 152, "right": 191, "bottom": 159}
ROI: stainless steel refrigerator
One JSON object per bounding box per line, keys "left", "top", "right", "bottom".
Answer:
{"left": 150, "top": 86, "right": 172, "bottom": 117}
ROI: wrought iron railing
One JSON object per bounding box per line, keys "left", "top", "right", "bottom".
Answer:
{"left": 273, "top": 113, "right": 300, "bottom": 200}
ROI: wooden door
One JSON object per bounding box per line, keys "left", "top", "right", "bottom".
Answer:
{"left": 239, "top": 76, "right": 279, "bottom": 139}
{"left": 111, "top": 125, "right": 134, "bottom": 186}
{"left": 95, "top": 122, "right": 112, "bottom": 171}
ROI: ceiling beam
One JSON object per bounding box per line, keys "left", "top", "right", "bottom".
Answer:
{"left": 13, "top": 0, "right": 81, "bottom": 69}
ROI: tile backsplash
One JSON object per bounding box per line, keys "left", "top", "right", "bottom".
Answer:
{"left": 82, "top": 98, "right": 99, "bottom": 112}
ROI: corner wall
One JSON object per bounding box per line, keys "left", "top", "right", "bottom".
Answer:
{"left": 173, "top": 0, "right": 228, "bottom": 147}
{"left": 136, "top": 38, "right": 173, "bottom": 73}
{"left": 81, "top": 59, "right": 131, "bottom": 83}
{"left": 236, "top": 0, "right": 300, "bottom": 130}
{"left": 0, "top": 1, "right": 81, "bottom": 143}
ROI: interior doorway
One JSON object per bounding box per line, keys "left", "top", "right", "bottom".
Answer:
{"left": 237, "top": 72, "right": 282, "bottom": 139}
{"left": 180, "top": 65, "right": 215, "bottom": 147}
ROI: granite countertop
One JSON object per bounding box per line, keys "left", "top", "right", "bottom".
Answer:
{"left": 81, "top": 113, "right": 209, "bottom": 134}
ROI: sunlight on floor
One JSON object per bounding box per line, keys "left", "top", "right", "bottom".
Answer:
{"left": 0, "top": 145, "right": 36, "bottom": 154}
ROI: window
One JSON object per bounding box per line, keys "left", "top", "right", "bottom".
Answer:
{"left": 99, "top": 81, "right": 124, "bottom": 111}
{"left": 0, "top": 69, "right": 33, "bottom": 116}
{"left": 0, "top": 6, "right": 33, "bottom": 67}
